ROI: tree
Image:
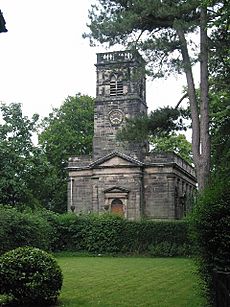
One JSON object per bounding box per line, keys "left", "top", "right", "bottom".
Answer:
{"left": 0, "top": 103, "right": 45, "bottom": 207}
{"left": 117, "top": 106, "right": 184, "bottom": 141}
{"left": 84, "top": 0, "right": 225, "bottom": 190}
{"left": 150, "top": 133, "right": 192, "bottom": 164}
{"left": 209, "top": 90, "right": 230, "bottom": 178}
{"left": 208, "top": 3, "right": 230, "bottom": 177}
{"left": 0, "top": 10, "right": 7, "bottom": 33}
{"left": 117, "top": 106, "right": 192, "bottom": 163}
{"left": 208, "top": 1, "right": 229, "bottom": 94}
{"left": 38, "top": 94, "right": 94, "bottom": 212}
{"left": 190, "top": 177, "right": 230, "bottom": 305}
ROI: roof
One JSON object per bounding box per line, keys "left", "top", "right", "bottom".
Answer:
{"left": 89, "top": 151, "right": 144, "bottom": 168}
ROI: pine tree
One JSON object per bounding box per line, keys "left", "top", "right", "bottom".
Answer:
{"left": 84, "top": 0, "right": 225, "bottom": 190}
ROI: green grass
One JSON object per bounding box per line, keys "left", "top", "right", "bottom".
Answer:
{"left": 56, "top": 256, "right": 206, "bottom": 307}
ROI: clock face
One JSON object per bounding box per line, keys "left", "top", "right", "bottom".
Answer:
{"left": 109, "top": 109, "right": 124, "bottom": 125}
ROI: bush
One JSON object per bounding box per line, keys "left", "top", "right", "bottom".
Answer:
{"left": 0, "top": 206, "right": 54, "bottom": 255}
{"left": 78, "top": 214, "right": 125, "bottom": 253}
{"left": 148, "top": 242, "right": 192, "bottom": 257}
{"left": 0, "top": 206, "right": 193, "bottom": 257}
{"left": 51, "top": 213, "right": 193, "bottom": 255}
{"left": 120, "top": 219, "right": 192, "bottom": 254}
{"left": 51, "top": 212, "right": 82, "bottom": 251}
{"left": 190, "top": 178, "right": 230, "bottom": 305}
{"left": 0, "top": 247, "right": 63, "bottom": 306}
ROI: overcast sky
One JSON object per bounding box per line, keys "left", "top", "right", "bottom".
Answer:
{"left": 0, "top": 0, "right": 198, "bottom": 119}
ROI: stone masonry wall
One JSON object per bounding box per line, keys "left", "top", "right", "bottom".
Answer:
{"left": 143, "top": 166, "right": 175, "bottom": 219}
{"left": 93, "top": 50, "right": 147, "bottom": 161}
{"left": 91, "top": 166, "right": 143, "bottom": 220}
{"left": 68, "top": 170, "right": 93, "bottom": 214}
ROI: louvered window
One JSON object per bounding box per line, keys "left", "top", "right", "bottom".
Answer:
{"left": 110, "top": 75, "right": 123, "bottom": 96}
{"left": 110, "top": 76, "right": 117, "bottom": 96}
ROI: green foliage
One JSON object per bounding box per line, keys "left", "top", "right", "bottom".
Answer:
{"left": 38, "top": 94, "right": 94, "bottom": 212}
{"left": 148, "top": 242, "right": 192, "bottom": 257}
{"left": 190, "top": 178, "right": 230, "bottom": 304}
{"left": 118, "top": 106, "right": 185, "bottom": 141}
{"left": 118, "top": 106, "right": 191, "bottom": 163}
{"left": 208, "top": 2, "right": 229, "bottom": 93}
{"left": 39, "top": 94, "right": 94, "bottom": 162}
{"left": 208, "top": 2, "right": 230, "bottom": 178}
{"left": 84, "top": 0, "right": 220, "bottom": 77}
{"left": 210, "top": 90, "right": 230, "bottom": 177}
{"left": 150, "top": 133, "right": 192, "bottom": 164}
{"left": 117, "top": 114, "right": 149, "bottom": 142}
{"left": 50, "top": 213, "right": 82, "bottom": 251}
{"left": 51, "top": 213, "right": 193, "bottom": 255}
{"left": 0, "top": 206, "right": 54, "bottom": 255}
{"left": 76, "top": 214, "right": 125, "bottom": 253}
{"left": 0, "top": 103, "right": 44, "bottom": 208}
{"left": 0, "top": 206, "right": 193, "bottom": 257}
{"left": 0, "top": 247, "right": 63, "bottom": 306}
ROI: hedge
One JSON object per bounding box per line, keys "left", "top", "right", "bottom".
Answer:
{"left": 0, "top": 206, "right": 193, "bottom": 257}
{"left": 0, "top": 205, "right": 53, "bottom": 255}
{"left": 190, "top": 178, "right": 230, "bottom": 305}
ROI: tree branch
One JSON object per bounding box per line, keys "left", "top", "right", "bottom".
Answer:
{"left": 175, "top": 93, "right": 188, "bottom": 109}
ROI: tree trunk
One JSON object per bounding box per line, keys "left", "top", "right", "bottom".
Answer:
{"left": 176, "top": 27, "right": 201, "bottom": 185}
{"left": 176, "top": 7, "right": 211, "bottom": 190}
{"left": 199, "top": 6, "right": 211, "bottom": 190}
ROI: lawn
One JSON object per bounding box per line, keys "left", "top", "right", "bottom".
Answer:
{"left": 56, "top": 255, "right": 206, "bottom": 307}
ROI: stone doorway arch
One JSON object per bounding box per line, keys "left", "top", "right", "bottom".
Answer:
{"left": 104, "top": 186, "right": 129, "bottom": 218}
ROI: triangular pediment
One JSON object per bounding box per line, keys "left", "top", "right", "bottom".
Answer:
{"left": 89, "top": 151, "right": 143, "bottom": 168}
{"left": 104, "top": 186, "right": 130, "bottom": 194}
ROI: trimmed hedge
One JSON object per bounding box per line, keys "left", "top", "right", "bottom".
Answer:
{"left": 47, "top": 213, "right": 192, "bottom": 255}
{"left": 0, "top": 205, "right": 53, "bottom": 255}
{"left": 0, "top": 206, "right": 194, "bottom": 257}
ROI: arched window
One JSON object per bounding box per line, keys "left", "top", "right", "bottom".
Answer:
{"left": 110, "top": 75, "right": 123, "bottom": 96}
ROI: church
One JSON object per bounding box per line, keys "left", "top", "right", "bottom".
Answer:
{"left": 67, "top": 50, "right": 196, "bottom": 220}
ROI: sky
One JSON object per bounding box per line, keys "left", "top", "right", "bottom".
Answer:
{"left": 0, "top": 0, "right": 198, "bottom": 119}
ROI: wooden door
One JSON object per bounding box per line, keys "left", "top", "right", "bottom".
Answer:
{"left": 111, "top": 198, "right": 124, "bottom": 216}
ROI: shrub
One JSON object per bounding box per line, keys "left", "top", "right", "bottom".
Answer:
{"left": 34, "top": 209, "right": 62, "bottom": 251}
{"left": 77, "top": 213, "right": 125, "bottom": 253}
{"left": 148, "top": 242, "right": 192, "bottom": 257}
{"left": 0, "top": 206, "right": 53, "bottom": 255}
{"left": 52, "top": 212, "right": 82, "bottom": 251}
{"left": 0, "top": 246, "right": 63, "bottom": 306}
{"left": 51, "top": 213, "right": 193, "bottom": 255}
{"left": 120, "top": 219, "right": 192, "bottom": 254}
{"left": 190, "top": 178, "right": 230, "bottom": 305}
{"left": 0, "top": 206, "right": 193, "bottom": 256}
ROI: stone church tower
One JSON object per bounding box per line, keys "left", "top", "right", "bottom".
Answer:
{"left": 68, "top": 50, "right": 196, "bottom": 220}
{"left": 93, "top": 51, "right": 147, "bottom": 160}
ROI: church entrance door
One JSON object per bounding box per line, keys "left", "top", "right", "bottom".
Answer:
{"left": 111, "top": 198, "right": 124, "bottom": 217}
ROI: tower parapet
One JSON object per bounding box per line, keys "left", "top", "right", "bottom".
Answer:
{"left": 96, "top": 50, "right": 141, "bottom": 64}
